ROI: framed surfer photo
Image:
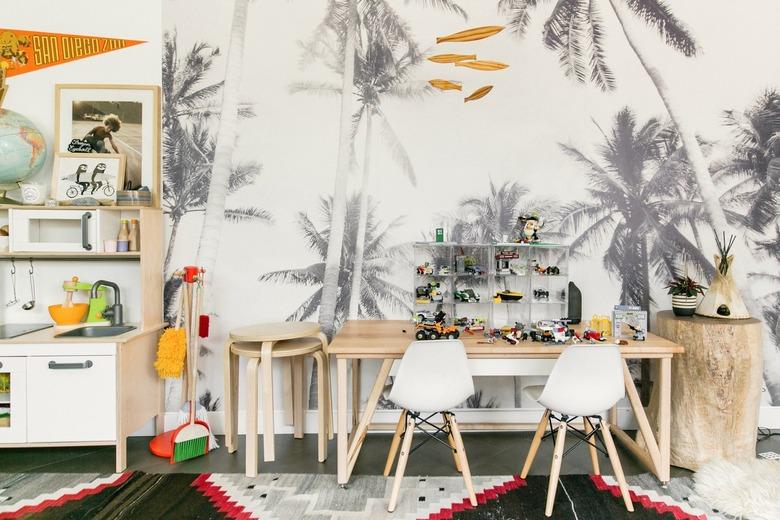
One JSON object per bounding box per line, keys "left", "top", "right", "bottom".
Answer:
{"left": 54, "top": 84, "right": 160, "bottom": 205}
{"left": 51, "top": 152, "right": 125, "bottom": 206}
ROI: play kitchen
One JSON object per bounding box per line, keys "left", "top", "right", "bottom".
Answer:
{"left": 0, "top": 205, "right": 164, "bottom": 471}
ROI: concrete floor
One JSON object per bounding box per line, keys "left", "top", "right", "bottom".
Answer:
{"left": 2, "top": 431, "right": 777, "bottom": 476}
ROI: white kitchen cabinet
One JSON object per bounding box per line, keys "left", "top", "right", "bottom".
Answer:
{"left": 26, "top": 355, "right": 116, "bottom": 443}
{"left": 0, "top": 333, "right": 162, "bottom": 471}
{"left": 10, "top": 209, "right": 98, "bottom": 252}
{"left": 0, "top": 357, "right": 27, "bottom": 444}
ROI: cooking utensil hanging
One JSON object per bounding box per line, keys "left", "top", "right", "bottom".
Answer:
{"left": 22, "top": 259, "right": 35, "bottom": 310}
{"left": 6, "top": 259, "right": 17, "bottom": 307}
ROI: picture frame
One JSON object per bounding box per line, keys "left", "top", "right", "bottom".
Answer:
{"left": 54, "top": 84, "right": 160, "bottom": 206}
{"left": 51, "top": 152, "right": 126, "bottom": 205}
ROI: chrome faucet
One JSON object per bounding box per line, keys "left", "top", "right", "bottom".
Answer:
{"left": 91, "top": 280, "right": 123, "bottom": 326}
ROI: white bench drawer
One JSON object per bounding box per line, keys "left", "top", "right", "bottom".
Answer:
{"left": 27, "top": 355, "right": 116, "bottom": 443}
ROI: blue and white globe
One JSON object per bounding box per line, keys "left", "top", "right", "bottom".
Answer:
{"left": 0, "top": 109, "right": 47, "bottom": 185}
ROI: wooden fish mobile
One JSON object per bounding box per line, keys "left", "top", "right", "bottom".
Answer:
{"left": 436, "top": 26, "right": 504, "bottom": 44}
{"left": 455, "top": 60, "right": 509, "bottom": 71}
{"left": 428, "top": 79, "right": 462, "bottom": 91}
{"left": 427, "top": 53, "right": 476, "bottom": 64}
{"left": 464, "top": 85, "right": 493, "bottom": 103}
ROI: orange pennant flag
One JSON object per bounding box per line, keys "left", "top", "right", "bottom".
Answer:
{"left": 0, "top": 28, "right": 145, "bottom": 77}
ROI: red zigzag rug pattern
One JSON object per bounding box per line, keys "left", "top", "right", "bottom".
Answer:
{"left": 0, "top": 472, "right": 720, "bottom": 519}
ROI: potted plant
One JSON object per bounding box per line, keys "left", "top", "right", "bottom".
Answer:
{"left": 665, "top": 276, "right": 707, "bottom": 316}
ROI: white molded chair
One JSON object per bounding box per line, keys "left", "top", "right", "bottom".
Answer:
{"left": 521, "top": 344, "right": 634, "bottom": 517}
{"left": 384, "top": 340, "right": 476, "bottom": 512}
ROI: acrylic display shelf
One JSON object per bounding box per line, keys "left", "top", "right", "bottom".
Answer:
{"left": 412, "top": 242, "right": 570, "bottom": 329}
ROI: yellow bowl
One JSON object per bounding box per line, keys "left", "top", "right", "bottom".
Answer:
{"left": 48, "top": 303, "right": 89, "bottom": 325}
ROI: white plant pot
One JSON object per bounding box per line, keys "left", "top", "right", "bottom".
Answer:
{"left": 672, "top": 295, "right": 698, "bottom": 317}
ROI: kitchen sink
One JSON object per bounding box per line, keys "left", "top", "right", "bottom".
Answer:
{"left": 55, "top": 325, "right": 137, "bottom": 338}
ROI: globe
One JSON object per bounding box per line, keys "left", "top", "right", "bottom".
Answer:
{"left": 0, "top": 109, "right": 47, "bottom": 187}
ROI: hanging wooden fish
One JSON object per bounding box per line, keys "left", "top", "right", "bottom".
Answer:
{"left": 455, "top": 60, "right": 509, "bottom": 71}
{"left": 436, "top": 26, "right": 504, "bottom": 44}
{"left": 464, "top": 85, "right": 493, "bottom": 102}
{"left": 428, "top": 79, "right": 462, "bottom": 91}
{"left": 427, "top": 53, "right": 477, "bottom": 64}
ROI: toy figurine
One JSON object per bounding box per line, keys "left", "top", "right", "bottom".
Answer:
{"left": 438, "top": 265, "right": 451, "bottom": 275}
{"left": 515, "top": 213, "right": 543, "bottom": 243}
{"left": 627, "top": 323, "right": 646, "bottom": 341}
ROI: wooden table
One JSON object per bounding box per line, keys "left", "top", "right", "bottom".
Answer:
{"left": 329, "top": 320, "right": 684, "bottom": 486}
{"left": 224, "top": 321, "right": 321, "bottom": 472}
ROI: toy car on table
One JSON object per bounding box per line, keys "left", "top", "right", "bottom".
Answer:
{"left": 415, "top": 312, "right": 460, "bottom": 340}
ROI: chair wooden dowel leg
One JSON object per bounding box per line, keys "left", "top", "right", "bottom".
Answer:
{"left": 521, "top": 409, "right": 550, "bottom": 478}
{"left": 545, "top": 421, "right": 567, "bottom": 517}
{"left": 601, "top": 422, "right": 634, "bottom": 512}
{"left": 583, "top": 417, "right": 600, "bottom": 475}
{"left": 443, "top": 412, "right": 462, "bottom": 473}
{"left": 388, "top": 415, "right": 415, "bottom": 513}
{"left": 383, "top": 410, "right": 407, "bottom": 477}
{"left": 448, "top": 413, "right": 477, "bottom": 507}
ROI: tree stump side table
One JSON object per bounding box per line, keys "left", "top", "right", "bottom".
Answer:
{"left": 656, "top": 310, "right": 762, "bottom": 470}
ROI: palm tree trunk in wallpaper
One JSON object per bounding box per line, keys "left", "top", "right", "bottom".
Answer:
{"left": 319, "top": 0, "right": 357, "bottom": 337}
{"left": 607, "top": 0, "right": 728, "bottom": 237}
{"left": 196, "top": 0, "right": 248, "bottom": 276}
{"left": 347, "top": 110, "right": 373, "bottom": 320}
{"left": 164, "top": 214, "right": 181, "bottom": 275}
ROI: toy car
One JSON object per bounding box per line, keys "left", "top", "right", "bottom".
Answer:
{"left": 438, "top": 265, "right": 451, "bottom": 275}
{"left": 533, "top": 262, "right": 560, "bottom": 276}
{"left": 465, "top": 265, "right": 486, "bottom": 275}
{"left": 494, "top": 290, "right": 524, "bottom": 302}
{"left": 416, "top": 262, "right": 434, "bottom": 275}
{"left": 581, "top": 328, "right": 606, "bottom": 342}
{"left": 454, "top": 288, "right": 480, "bottom": 303}
{"left": 454, "top": 316, "right": 471, "bottom": 327}
{"left": 415, "top": 310, "right": 438, "bottom": 323}
{"left": 533, "top": 288, "right": 549, "bottom": 300}
{"left": 415, "top": 285, "right": 431, "bottom": 304}
{"left": 415, "top": 320, "right": 460, "bottom": 340}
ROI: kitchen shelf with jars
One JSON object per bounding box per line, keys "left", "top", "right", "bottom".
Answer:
{"left": 413, "top": 241, "right": 570, "bottom": 331}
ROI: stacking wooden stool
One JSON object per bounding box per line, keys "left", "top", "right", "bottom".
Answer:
{"left": 223, "top": 322, "right": 333, "bottom": 477}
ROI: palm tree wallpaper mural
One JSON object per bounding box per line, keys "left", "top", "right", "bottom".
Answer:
{"left": 164, "top": 0, "right": 780, "bottom": 420}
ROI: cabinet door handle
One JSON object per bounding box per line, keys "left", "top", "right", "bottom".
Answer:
{"left": 0, "top": 361, "right": 3, "bottom": 369}
{"left": 48, "top": 360, "right": 93, "bottom": 370}
{"left": 81, "top": 212, "right": 93, "bottom": 251}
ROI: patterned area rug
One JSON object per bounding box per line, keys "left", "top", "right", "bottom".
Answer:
{"left": 0, "top": 472, "right": 722, "bottom": 519}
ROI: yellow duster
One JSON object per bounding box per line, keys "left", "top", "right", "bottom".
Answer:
{"left": 154, "top": 327, "right": 187, "bottom": 379}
